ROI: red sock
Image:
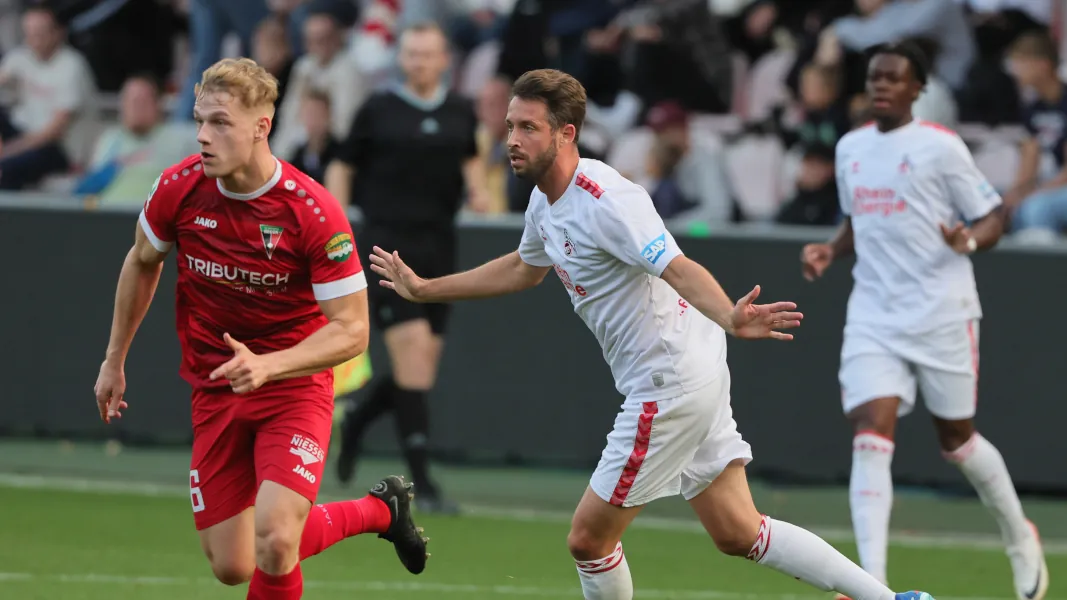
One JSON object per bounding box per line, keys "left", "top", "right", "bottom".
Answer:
{"left": 299, "top": 495, "right": 392, "bottom": 559}
{"left": 246, "top": 564, "right": 302, "bottom": 600}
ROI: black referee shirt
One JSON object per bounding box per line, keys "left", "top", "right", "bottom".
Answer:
{"left": 337, "top": 84, "right": 479, "bottom": 227}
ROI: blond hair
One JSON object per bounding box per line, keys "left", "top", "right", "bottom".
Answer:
{"left": 195, "top": 58, "right": 279, "bottom": 111}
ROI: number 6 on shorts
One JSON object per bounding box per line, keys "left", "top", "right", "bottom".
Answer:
{"left": 189, "top": 469, "right": 206, "bottom": 513}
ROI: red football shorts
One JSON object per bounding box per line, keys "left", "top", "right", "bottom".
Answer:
{"left": 188, "top": 379, "right": 334, "bottom": 531}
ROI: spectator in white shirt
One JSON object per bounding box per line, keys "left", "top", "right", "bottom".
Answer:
{"left": 0, "top": 6, "right": 96, "bottom": 189}
{"left": 273, "top": 10, "right": 370, "bottom": 161}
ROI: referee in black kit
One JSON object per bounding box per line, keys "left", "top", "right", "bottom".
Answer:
{"left": 325, "top": 22, "right": 488, "bottom": 514}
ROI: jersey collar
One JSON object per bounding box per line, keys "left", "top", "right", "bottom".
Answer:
{"left": 391, "top": 82, "right": 447, "bottom": 112}
{"left": 216, "top": 158, "right": 282, "bottom": 201}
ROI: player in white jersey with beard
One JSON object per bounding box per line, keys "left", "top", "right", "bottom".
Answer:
{"left": 802, "top": 43, "right": 1048, "bottom": 600}
{"left": 371, "top": 68, "right": 937, "bottom": 600}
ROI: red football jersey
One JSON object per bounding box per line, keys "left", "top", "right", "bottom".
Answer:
{"left": 138, "top": 154, "right": 365, "bottom": 391}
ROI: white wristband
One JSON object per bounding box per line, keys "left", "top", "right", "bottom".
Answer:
{"left": 966, "top": 236, "right": 978, "bottom": 254}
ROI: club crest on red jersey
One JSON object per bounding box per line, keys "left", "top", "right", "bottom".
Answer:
{"left": 259, "top": 224, "right": 285, "bottom": 260}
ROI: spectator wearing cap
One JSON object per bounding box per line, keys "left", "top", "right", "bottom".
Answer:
{"left": 608, "top": 100, "right": 734, "bottom": 224}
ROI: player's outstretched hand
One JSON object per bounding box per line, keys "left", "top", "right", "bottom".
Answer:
{"left": 210, "top": 333, "right": 271, "bottom": 394}
{"left": 729, "top": 285, "right": 803, "bottom": 341}
{"left": 940, "top": 222, "right": 975, "bottom": 254}
{"left": 800, "top": 243, "right": 833, "bottom": 281}
{"left": 369, "top": 246, "right": 429, "bottom": 302}
{"left": 94, "top": 360, "right": 128, "bottom": 424}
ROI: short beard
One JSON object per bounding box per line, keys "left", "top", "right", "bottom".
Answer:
{"left": 515, "top": 142, "right": 558, "bottom": 181}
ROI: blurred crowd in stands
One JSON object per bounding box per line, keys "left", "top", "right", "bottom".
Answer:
{"left": 2, "top": 0, "right": 1066, "bottom": 239}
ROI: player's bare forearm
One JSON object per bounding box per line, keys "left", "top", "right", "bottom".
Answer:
{"left": 421, "top": 251, "right": 550, "bottom": 302}
{"left": 828, "top": 217, "right": 854, "bottom": 259}
{"left": 420, "top": 253, "right": 545, "bottom": 301}
{"left": 970, "top": 206, "right": 1005, "bottom": 251}
{"left": 104, "top": 243, "right": 165, "bottom": 363}
{"left": 265, "top": 292, "right": 369, "bottom": 380}
{"left": 266, "top": 319, "right": 368, "bottom": 380}
{"left": 660, "top": 256, "right": 736, "bottom": 334}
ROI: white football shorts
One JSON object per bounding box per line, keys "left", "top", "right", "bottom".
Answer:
{"left": 589, "top": 369, "right": 753, "bottom": 508}
{"left": 839, "top": 319, "right": 980, "bottom": 420}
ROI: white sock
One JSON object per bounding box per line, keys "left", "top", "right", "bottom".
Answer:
{"left": 575, "top": 542, "right": 633, "bottom": 600}
{"left": 748, "top": 515, "right": 895, "bottom": 600}
{"left": 945, "top": 433, "right": 1031, "bottom": 547}
{"left": 849, "top": 432, "right": 895, "bottom": 583}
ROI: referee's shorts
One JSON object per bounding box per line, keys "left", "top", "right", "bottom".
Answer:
{"left": 359, "top": 223, "right": 455, "bottom": 335}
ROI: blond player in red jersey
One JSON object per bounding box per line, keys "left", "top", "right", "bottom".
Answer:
{"left": 92, "top": 58, "right": 428, "bottom": 600}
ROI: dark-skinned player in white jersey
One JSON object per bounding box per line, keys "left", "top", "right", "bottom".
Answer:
{"left": 802, "top": 43, "right": 1047, "bottom": 600}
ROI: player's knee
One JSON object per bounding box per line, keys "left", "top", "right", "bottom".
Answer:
{"left": 209, "top": 559, "right": 254, "bottom": 586}
{"left": 705, "top": 508, "right": 763, "bottom": 558}
{"left": 254, "top": 526, "right": 301, "bottom": 573}
{"left": 847, "top": 400, "right": 897, "bottom": 439}
{"left": 711, "top": 527, "right": 758, "bottom": 557}
{"left": 933, "top": 418, "right": 975, "bottom": 453}
{"left": 566, "top": 526, "right": 616, "bottom": 562}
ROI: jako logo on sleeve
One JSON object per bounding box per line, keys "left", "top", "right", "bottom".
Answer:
{"left": 642, "top": 233, "right": 668, "bottom": 265}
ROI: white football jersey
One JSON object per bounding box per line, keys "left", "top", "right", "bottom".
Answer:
{"left": 835, "top": 119, "right": 1002, "bottom": 333}
{"left": 517, "top": 158, "right": 727, "bottom": 404}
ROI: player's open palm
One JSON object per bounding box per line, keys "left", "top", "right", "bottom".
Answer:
{"left": 730, "top": 285, "right": 803, "bottom": 341}
{"left": 94, "top": 360, "right": 128, "bottom": 424}
{"left": 369, "top": 246, "right": 428, "bottom": 302}
{"left": 800, "top": 243, "right": 833, "bottom": 281}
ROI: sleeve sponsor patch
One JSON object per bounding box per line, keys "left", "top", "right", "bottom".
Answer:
{"left": 641, "top": 233, "right": 667, "bottom": 265}
{"left": 325, "top": 232, "right": 354, "bottom": 262}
